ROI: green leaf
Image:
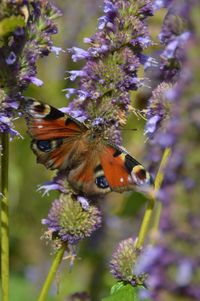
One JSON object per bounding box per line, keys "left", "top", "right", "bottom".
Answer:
{"left": 0, "top": 15, "right": 25, "bottom": 37}
{"left": 102, "top": 284, "right": 137, "bottom": 301}
{"left": 110, "top": 282, "right": 124, "bottom": 295}
{"left": 103, "top": 284, "right": 154, "bottom": 301}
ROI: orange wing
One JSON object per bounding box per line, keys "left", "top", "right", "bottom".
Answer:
{"left": 23, "top": 98, "right": 85, "bottom": 140}
{"left": 99, "top": 145, "right": 153, "bottom": 192}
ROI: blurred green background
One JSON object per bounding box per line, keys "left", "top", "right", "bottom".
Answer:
{"left": 6, "top": 1, "right": 165, "bottom": 300}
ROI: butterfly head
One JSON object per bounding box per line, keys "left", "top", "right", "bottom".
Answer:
{"left": 86, "top": 126, "right": 105, "bottom": 144}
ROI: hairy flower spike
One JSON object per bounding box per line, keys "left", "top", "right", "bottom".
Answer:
{"left": 42, "top": 194, "right": 102, "bottom": 246}
{"left": 110, "top": 238, "right": 147, "bottom": 286}
{"left": 67, "top": 0, "right": 154, "bottom": 145}
{"left": 143, "top": 1, "right": 200, "bottom": 300}
{"left": 145, "top": 82, "right": 173, "bottom": 137}
{"left": 159, "top": 3, "right": 191, "bottom": 81}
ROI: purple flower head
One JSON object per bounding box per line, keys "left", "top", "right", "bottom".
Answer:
{"left": 42, "top": 194, "right": 102, "bottom": 246}
{"left": 110, "top": 237, "right": 147, "bottom": 286}
{"left": 110, "top": 237, "right": 137, "bottom": 282}
{"left": 65, "top": 0, "right": 154, "bottom": 146}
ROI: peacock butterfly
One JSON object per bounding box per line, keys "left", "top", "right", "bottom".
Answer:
{"left": 23, "top": 98, "right": 153, "bottom": 197}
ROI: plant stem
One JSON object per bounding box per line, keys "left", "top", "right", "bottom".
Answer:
{"left": 38, "top": 247, "right": 65, "bottom": 301}
{"left": 135, "top": 147, "right": 171, "bottom": 249}
{"left": 1, "top": 133, "right": 9, "bottom": 301}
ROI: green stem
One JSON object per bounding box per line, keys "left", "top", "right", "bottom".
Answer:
{"left": 1, "top": 133, "right": 9, "bottom": 301}
{"left": 149, "top": 201, "right": 163, "bottom": 245}
{"left": 135, "top": 148, "right": 171, "bottom": 249}
{"left": 38, "top": 247, "right": 65, "bottom": 301}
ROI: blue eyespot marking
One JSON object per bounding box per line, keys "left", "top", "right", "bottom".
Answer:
{"left": 95, "top": 175, "right": 109, "bottom": 189}
{"left": 37, "top": 140, "right": 52, "bottom": 152}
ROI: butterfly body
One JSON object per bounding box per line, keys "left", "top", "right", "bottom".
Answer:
{"left": 23, "top": 98, "right": 153, "bottom": 197}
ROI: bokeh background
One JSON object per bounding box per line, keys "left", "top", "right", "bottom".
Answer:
{"left": 8, "top": 1, "right": 166, "bottom": 300}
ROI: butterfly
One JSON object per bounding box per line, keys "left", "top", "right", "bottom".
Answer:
{"left": 23, "top": 98, "right": 153, "bottom": 197}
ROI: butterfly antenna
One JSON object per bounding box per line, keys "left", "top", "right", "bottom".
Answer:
{"left": 121, "top": 128, "right": 137, "bottom": 131}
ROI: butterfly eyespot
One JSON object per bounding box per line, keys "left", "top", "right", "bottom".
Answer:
{"left": 34, "top": 103, "right": 46, "bottom": 113}
{"left": 37, "top": 140, "right": 52, "bottom": 152}
{"left": 95, "top": 175, "right": 109, "bottom": 189}
{"left": 29, "top": 102, "right": 51, "bottom": 117}
{"left": 133, "top": 166, "right": 146, "bottom": 180}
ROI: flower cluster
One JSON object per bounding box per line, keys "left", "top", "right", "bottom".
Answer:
{"left": 0, "top": 0, "right": 61, "bottom": 136}
{"left": 66, "top": 0, "right": 154, "bottom": 145}
{"left": 141, "top": 1, "right": 200, "bottom": 300}
{"left": 108, "top": 1, "right": 200, "bottom": 300}
{"left": 145, "top": 0, "right": 191, "bottom": 171}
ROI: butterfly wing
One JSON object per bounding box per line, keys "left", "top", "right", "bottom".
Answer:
{"left": 23, "top": 98, "right": 87, "bottom": 170}
{"left": 23, "top": 98, "right": 85, "bottom": 139}
{"left": 99, "top": 145, "right": 153, "bottom": 193}
{"left": 66, "top": 144, "right": 152, "bottom": 196}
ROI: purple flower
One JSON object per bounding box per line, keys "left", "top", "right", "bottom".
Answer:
{"left": 161, "top": 32, "right": 191, "bottom": 60}
{"left": 29, "top": 77, "right": 44, "bottom": 87}
{"left": 6, "top": 52, "right": 17, "bottom": 65}
{"left": 51, "top": 46, "right": 64, "bottom": 57}
{"left": 153, "top": 0, "right": 172, "bottom": 11}
{"left": 64, "top": 88, "right": 78, "bottom": 99}
{"left": 175, "top": 260, "right": 193, "bottom": 287}
{"left": 145, "top": 115, "right": 161, "bottom": 135}
{"left": 69, "top": 47, "right": 89, "bottom": 62}
{"left": 67, "top": 70, "right": 87, "bottom": 81}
